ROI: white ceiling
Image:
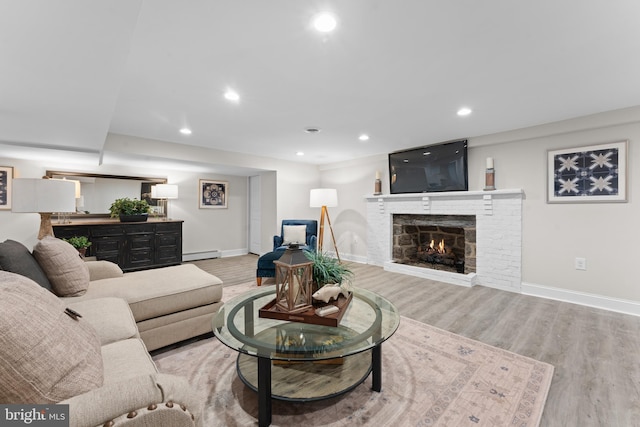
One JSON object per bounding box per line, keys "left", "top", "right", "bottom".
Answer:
{"left": 2, "top": 0, "right": 640, "bottom": 166}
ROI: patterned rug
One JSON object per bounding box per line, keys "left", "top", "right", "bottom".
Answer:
{"left": 153, "top": 282, "right": 554, "bottom": 426}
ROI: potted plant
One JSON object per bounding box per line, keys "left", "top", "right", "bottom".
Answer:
{"left": 62, "top": 236, "right": 92, "bottom": 258}
{"left": 109, "top": 197, "right": 151, "bottom": 222}
{"left": 304, "top": 250, "right": 353, "bottom": 289}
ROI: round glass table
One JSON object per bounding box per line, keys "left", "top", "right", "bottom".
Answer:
{"left": 213, "top": 286, "right": 399, "bottom": 427}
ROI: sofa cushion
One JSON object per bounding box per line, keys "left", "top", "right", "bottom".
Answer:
{"left": 67, "top": 297, "right": 139, "bottom": 346}
{"left": 0, "top": 271, "right": 103, "bottom": 404}
{"left": 0, "top": 239, "right": 52, "bottom": 290}
{"left": 33, "top": 236, "right": 90, "bottom": 297}
{"left": 101, "top": 338, "right": 157, "bottom": 384}
{"left": 282, "top": 224, "right": 307, "bottom": 245}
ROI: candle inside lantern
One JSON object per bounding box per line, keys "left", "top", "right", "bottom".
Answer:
{"left": 486, "top": 157, "right": 494, "bottom": 169}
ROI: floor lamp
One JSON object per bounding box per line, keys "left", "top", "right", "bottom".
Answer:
{"left": 12, "top": 178, "right": 76, "bottom": 239}
{"left": 152, "top": 184, "right": 179, "bottom": 220}
{"left": 310, "top": 188, "right": 340, "bottom": 262}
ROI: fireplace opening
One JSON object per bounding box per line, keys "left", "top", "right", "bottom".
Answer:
{"left": 392, "top": 214, "right": 476, "bottom": 274}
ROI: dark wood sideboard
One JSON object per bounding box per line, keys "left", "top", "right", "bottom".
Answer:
{"left": 53, "top": 220, "right": 183, "bottom": 272}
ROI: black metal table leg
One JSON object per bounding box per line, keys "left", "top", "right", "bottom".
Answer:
{"left": 258, "top": 356, "right": 272, "bottom": 427}
{"left": 372, "top": 345, "right": 382, "bottom": 392}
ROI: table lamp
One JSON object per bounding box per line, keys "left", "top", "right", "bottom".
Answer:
{"left": 12, "top": 178, "right": 76, "bottom": 239}
{"left": 152, "top": 184, "right": 179, "bottom": 220}
{"left": 309, "top": 188, "right": 340, "bottom": 261}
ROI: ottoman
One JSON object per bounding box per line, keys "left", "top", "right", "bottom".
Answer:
{"left": 256, "top": 251, "right": 283, "bottom": 286}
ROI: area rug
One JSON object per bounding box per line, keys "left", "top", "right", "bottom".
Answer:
{"left": 153, "top": 282, "right": 554, "bottom": 426}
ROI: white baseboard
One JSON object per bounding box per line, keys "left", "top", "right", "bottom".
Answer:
{"left": 182, "top": 248, "right": 248, "bottom": 261}
{"left": 522, "top": 282, "right": 640, "bottom": 317}
{"left": 219, "top": 248, "right": 249, "bottom": 258}
{"left": 182, "top": 250, "right": 220, "bottom": 261}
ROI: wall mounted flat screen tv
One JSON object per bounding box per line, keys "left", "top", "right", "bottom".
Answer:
{"left": 389, "top": 139, "right": 468, "bottom": 194}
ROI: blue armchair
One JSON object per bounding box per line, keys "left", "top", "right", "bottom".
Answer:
{"left": 256, "top": 219, "right": 317, "bottom": 286}
{"left": 273, "top": 219, "right": 318, "bottom": 252}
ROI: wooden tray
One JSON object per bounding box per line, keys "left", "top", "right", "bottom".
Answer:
{"left": 259, "top": 292, "right": 353, "bottom": 327}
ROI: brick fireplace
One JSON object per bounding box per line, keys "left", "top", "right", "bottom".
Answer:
{"left": 365, "top": 190, "right": 523, "bottom": 291}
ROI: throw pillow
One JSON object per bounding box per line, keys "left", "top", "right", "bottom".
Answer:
{"left": 33, "top": 236, "right": 90, "bottom": 297}
{"left": 0, "top": 239, "right": 53, "bottom": 290}
{"left": 283, "top": 225, "right": 307, "bottom": 245}
{"left": 0, "top": 271, "right": 103, "bottom": 403}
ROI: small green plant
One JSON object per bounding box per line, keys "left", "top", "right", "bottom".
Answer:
{"left": 62, "top": 236, "right": 92, "bottom": 249}
{"left": 304, "top": 250, "right": 353, "bottom": 288}
{"left": 109, "top": 197, "right": 151, "bottom": 218}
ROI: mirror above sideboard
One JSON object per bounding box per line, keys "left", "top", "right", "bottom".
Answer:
{"left": 45, "top": 171, "right": 167, "bottom": 218}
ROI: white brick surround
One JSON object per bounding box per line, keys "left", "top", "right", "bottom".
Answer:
{"left": 365, "top": 189, "right": 523, "bottom": 291}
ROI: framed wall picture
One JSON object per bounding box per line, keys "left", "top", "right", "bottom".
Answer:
{"left": 0, "top": 166, "right": 14, "bottom": 210}
{"left": 199, "top": 179, "right": 228, "bottom": 209}
{"left": 547, "top": 140, "right": 627, "bottom": 203}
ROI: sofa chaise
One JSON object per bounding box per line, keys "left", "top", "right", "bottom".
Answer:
{"left": 0, "top": 270, "right": 203, "bottom": 427}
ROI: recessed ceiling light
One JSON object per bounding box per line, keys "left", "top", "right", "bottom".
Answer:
{"left": 313, "top": 12, "right": 337, "bottom": 32}
{"left": 179, "top": 128, "right": 192, "bottom": 135}
{"left": 304, "top": 127, "right": 321, "bottom": 134}
{"left": 224, "top": 89, "right": 240, "bottom": 102}
{"left": 296, "top": 151, "right": 305, "bottom": 156}
{"left": 457, "top": 107, "right": 472, "bottom": 116}
{"left": 358, "top": 134, "right": 370, "bottom": 141}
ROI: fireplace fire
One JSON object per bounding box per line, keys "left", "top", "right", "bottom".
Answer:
{"left": 392, "top": 214, "right": 476, "bottom": 275}
{"left": 416, "top": 239, "right": 465, "bottom": 273}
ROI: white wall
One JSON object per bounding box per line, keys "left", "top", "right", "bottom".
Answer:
{"left": 321, "top": 107, "right": 640, "bottom": 308}
{"left": 0, "top": 134, "right": 321, "bottom": 256}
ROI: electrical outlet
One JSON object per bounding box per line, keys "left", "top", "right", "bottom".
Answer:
{"left": 575, "top": 257, "right": 587, "bottom": 270}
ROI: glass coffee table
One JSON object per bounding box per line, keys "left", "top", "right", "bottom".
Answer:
{"left": 213, "top": 286, "right": 399, "bottom": 427}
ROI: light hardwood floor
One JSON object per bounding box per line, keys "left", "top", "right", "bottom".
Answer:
{"left": 190, "top": 254, "right": 640, "bottom": 426}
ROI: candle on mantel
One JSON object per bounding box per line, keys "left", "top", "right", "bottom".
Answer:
{"left": 375, "top": 170, "right": 381, "bottom": 180}
{"left": 486, "top": 157, "right": 494, "bottom": 169}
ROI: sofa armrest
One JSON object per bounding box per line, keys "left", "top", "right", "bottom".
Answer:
{"left": 86, "top": 260, "right": 123, "bottom": 281}
{"left": 62, "top": 373, "right": 202, "bottom": 427}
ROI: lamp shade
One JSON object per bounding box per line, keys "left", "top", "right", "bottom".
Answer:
{"left": 154, "top": 184, "right": 179, "bottom": 199}
{"left": 12, "top": 179, "right": 76, "bottom": 213}
{"left": 310, "top": 188, "right": 338, "bottom": 207}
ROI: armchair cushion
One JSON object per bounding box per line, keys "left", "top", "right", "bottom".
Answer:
{"left": 33, "top": 236, "right": 90, "bottom": 297}
{"left": 0, "top": 271, "right": 103, "bottom": 404}
{"left": 282, "top": 225, "right": 307, "bottom": 245}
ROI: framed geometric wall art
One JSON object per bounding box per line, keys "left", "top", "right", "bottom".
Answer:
{"left": 199, "top": 179, "right": 228, "bottom": 209}
{"left": 0, "top": 166, "right": 14, "bottom": 210}
{"left": 547, "top": 140, "right": 627, "bottom": 203}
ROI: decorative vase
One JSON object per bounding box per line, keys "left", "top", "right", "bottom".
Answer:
{"left": 119, "top": 213, "right": 149, "bottom": 222}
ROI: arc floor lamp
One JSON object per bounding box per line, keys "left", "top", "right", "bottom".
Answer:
{"left": 310, "top": 188, "right": 340, "bottom": 261}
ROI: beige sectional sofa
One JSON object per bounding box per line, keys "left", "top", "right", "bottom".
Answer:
{"left": 0, "top": 236, "right": 225, "bottom": 426}
{"left": 0, "top": 271, "right": 203, "bottom": 427}
{"left": 0, "top": 236, "right": 224, "bottom": 351}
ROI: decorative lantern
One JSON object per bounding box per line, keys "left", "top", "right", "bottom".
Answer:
{"left": 274, "top": 245, "right": 314, "bottom": 313}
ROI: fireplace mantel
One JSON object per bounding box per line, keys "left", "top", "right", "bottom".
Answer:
{"left": 365, "top": 189, "right": 524, "bottom": 291}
